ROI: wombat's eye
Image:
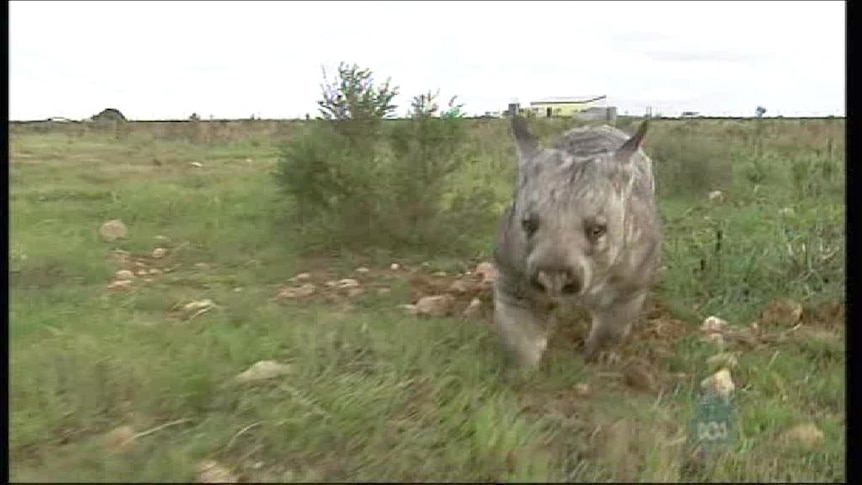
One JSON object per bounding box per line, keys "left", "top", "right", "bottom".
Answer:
{"left": 587, "top": 223, "right": 607, "bottom": 239}
{"left": 522, "top": 214, "right": 539, "bottom": 236}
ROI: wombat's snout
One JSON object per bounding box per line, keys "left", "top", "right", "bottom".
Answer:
{"left": 531, "top": 265, "right": 582, "bottom": 296}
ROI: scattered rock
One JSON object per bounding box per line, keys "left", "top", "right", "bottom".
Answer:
{"left": 700, "top": 369, "right": 735, "bottom": 398}
{"left": 154, "top": 235, "right": 170, "bottom": 243}
{"left": 333, "top": 278, "right": 360, "bottom": 289}
{"left": 151, "top": 247, "right": 167, "bottom": 259}
{"left": 701, "top": 316, "right": 729, "bottom": 334}
{"left": 432, "top": 271, "right": 448, "bottom": 277}
{"left": 708, "top": 190, "right": 726, "bottom": 203}
{"left": 136, "top": 269, "right": 148, "bottom": 276}
{"left": 148, "top": 268, "right": 162, "bottom": 275}
{"left": 448, "top": 279, "right": 473, "bottom": 295}
{"left": 400, "top": 304, "right": 419, "bottom": 315}
{"left": 760, "top": 299, "right": 804, "bottom": 327}
{"left": 289, "top": 272, "right": 312, "bottom": 282}
{"left": 195, "top": 460, "right": 239, "bottom": 483}
{"left": 474, "top": 262, "right": 497, "bottom": 284}
{"left": 779, "top": 207, "right": 795, "bottom": 216}
{"left": 277, "top": 284, "right": 316, "bottom": 299}
{"left": 462, "top": 298, "right": 484, "bottom": 320}
{"left": 107, "top": 279, "right": 134, "bottom": 291}
{"left": 99, "top": 219, "right": 128, "bottom": 241}
{"left": 574, "top": 383, "right": 593, "bottom": 398}
{"left": 355, "top": 267, "right": 370, "bottom": 274}
{"left": 235, "top": 360, "right": 293, "bottom": 383}
{"left": 390, "top": 263, "right": 401, "bottom": 271}
{"left": 783, "top": 423, "right": 824, "bottom": 450}
{"left": 115, "top": 269, "right": 135, "bottom": 281}
{"left": 347, "top": 288, "right": 364, "bottom": 298}
{"left": 414, "top": 295, "right": 456, "bottom": 318}
{"left": 103, "top": 425, "right": 136, "bottom": 451}
{"left": 183, "top": 299, "right": 215, "bottom": 312}
{"left": 190, "top": 162, "right": 204, "bottom": 168}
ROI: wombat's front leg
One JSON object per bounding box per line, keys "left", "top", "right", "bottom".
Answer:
{"left": 583, "top": 292, "right": 647, "bottom": 363}
{"left": 494, "top": 292, "right": 550, "bottom": 370}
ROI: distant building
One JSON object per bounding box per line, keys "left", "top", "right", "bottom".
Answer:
{"left": 523, "top": 95, "right": 609, "bottom": 118}
{"left": 680, "top": 111, "right": 700, "bottom": 118}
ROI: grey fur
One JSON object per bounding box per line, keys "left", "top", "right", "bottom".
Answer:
{"left": 493, "top": 117, "right": 662, "bottom": 369}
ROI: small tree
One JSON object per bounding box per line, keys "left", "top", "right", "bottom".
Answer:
{"left": 755, "top": 106, "right": 767, "bottom": 118}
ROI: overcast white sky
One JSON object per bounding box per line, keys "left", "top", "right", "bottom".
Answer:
{"left": 10, "top": 1, "right": 845, "bottom": 120}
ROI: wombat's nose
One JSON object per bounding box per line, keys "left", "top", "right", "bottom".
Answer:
{"left": 534, "top": 268, "right": 581, "bottom": 295}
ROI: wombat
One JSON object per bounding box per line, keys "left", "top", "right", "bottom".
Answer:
{"left": 493, "top": 116, "right": 662, "bottom": 369}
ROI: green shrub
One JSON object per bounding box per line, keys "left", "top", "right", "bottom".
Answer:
{"left": 273, "top": 64, "right": 496, "bottom": 255}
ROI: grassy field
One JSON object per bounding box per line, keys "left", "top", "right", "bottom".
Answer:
{"left": 10, "top": 117, "right": 845, "bottom": 482}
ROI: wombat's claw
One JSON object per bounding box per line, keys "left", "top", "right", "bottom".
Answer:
{"left": 595, "top": 350, "right": 622, "bottom": 366}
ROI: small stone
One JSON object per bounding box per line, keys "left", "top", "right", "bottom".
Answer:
{"left": 107, "top": 279, "right": 133, "bottom": 290}
{"left": 115, "top": 269, "right": 135, "bottom": 281}
{"left": 390, "top": 263, "right": 400, "bottom": 271}
{"left": 195, "top": 460, "right": 238, "bottom": 483}
{"left": 414, "top": 295, "right": 456, "bottom": 318}
{"left": 182, "top": 300, "right": 215, "bottom": 313}
{"left": 432, "top": 271, "right": 447, "bottom": 277}
{"left": 136, "top": 269, "right": 148, "bottom": 276}
{"left": 148, "top": 268, "right": 162, "bottom": 275}
{"left": 99, "top": 219, "right": 128, "bottom": 241}
{"left": 701, "top": 316, "right": 729, "bottom": 334}
{"left": 448, "top": 280, "right": 472, "bottom": 295}
{"left": 355, "top": 267, "right": 370, "bottom": 274}
{"left": 103, "top": 425, "right": 136, "bottom": 451}
{"left": 277, "top": 284, "right": 316, "bottom": 299}
{"left": 700, "top": 369, "right": 735, "bottom": 398}
{"left": 462, "top": 298, "right": 484, "bottom": 320}
{"left": 474, "top": 262, "right": 497, "bottom": 284}
{"left": 334, "top": 278, "right": 360, "bottom": 289}
{"left": 234, "top": 360, "right": 293, "bottom": 383}
{"left": 347, "top": 288, "right": 364, "bottom": 298}
{"left": 574, "top": 383, "right": 593, "bottom": 398}
{"left": 400, "top": 304, "right": 419, "bottom": 315}
{"left": 151, "top": 247, "right": 167, "bottom": 259}
{"left": 190, "top": 162, "right": 203, "bottom": 168}
{"left": 783, "top": 423, "right": 824, "bottom": 450}
{"left": 779, "top": 207, "right": 796, "bottom": 216}
{"left": 708, "top": 190, "right": 726, "bottom": 203}
{"left": 289, "top": 272, "right": 312, "bottom": 282}
{"left": 154, "top": 235, "right": 170, "bottom": 242}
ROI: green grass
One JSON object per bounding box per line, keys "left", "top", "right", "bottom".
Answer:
{"left": 10, "top": 118, "right": 845, "bottom": 482}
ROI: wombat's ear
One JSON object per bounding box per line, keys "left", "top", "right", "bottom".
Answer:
{"left": 614, "top": 120, "right": 649, "bottom": 163}
{"left": 512, "top": 115, "right": 540, "bottom": 162}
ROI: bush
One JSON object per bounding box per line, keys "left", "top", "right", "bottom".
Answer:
{"left": 274, "top": 64, "right": 496, "bottom": 255}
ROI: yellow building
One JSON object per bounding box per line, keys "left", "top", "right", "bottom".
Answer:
{"left": 524, "top": 95, "right": 608, "bottom": 118}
